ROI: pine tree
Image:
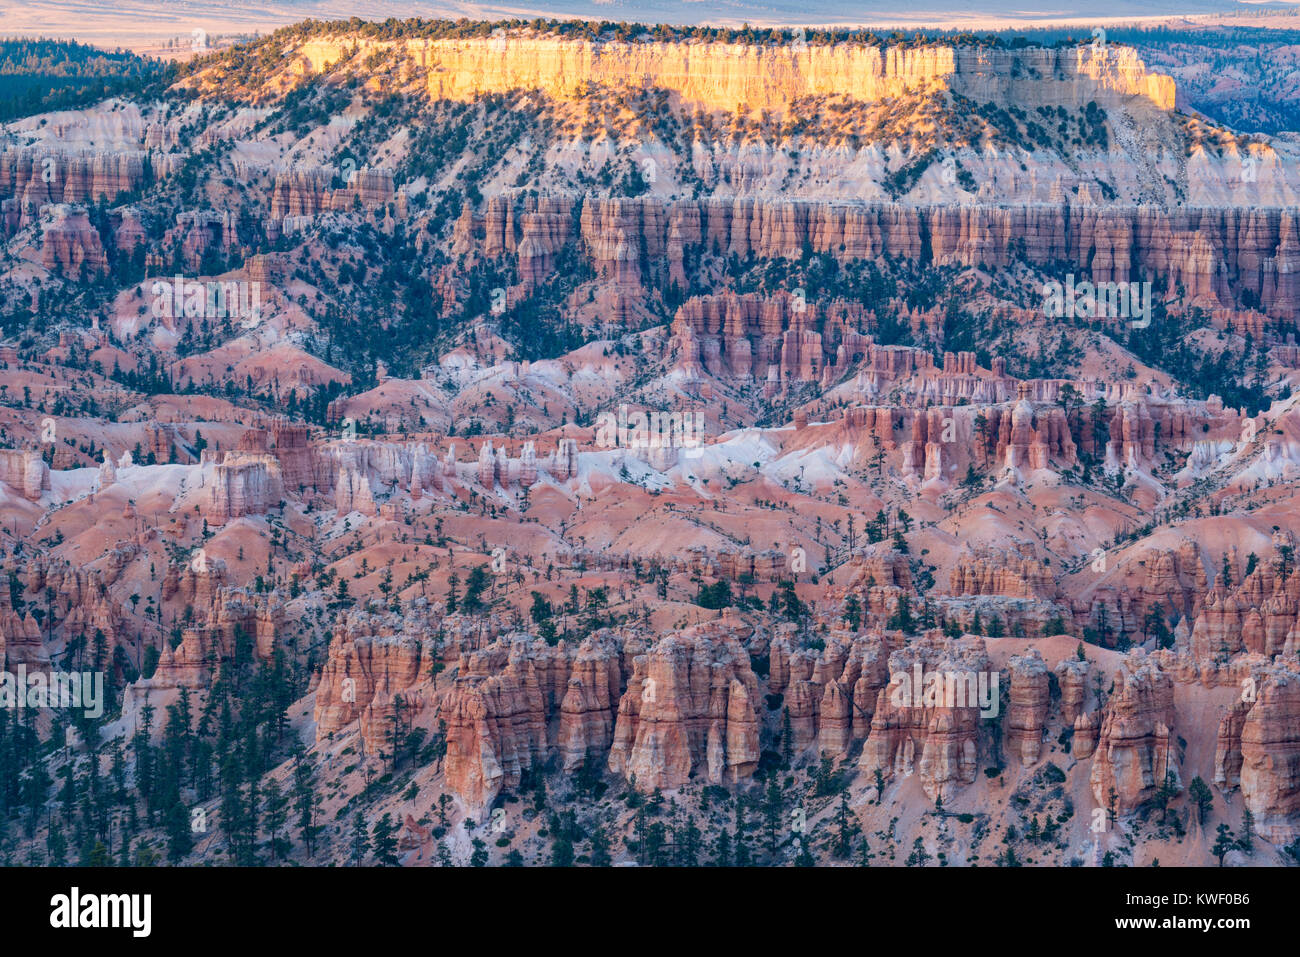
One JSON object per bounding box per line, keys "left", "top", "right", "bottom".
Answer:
{"left": 261, "top": 779, "right": 289, "bottom": 860}
{"left": 762, "top": 778, "right": 783, "bottom": 861}
{"left": 461, "top": 565, "right": 491, "bottom": 612}
{"left": 1188, "top": 776, "right": 1213, "bottom": 829}
{"left": 47, "top": 821, "right": 67, "bottom": 866}
{"left": 856, "top": 835, "right": 872, "bottom": 867}
{"left": 733, "top": 802, "right": 751, "bottom": 866}
{"left": 469, "top": 838, "right": 489, "bottom": 867}
{"left": 372, "top": 813, "right": 399, "bottom": 865}
{"left": 86, "top": 841, "right": 110, "bottom": 866}
{"left": 794, "top": 834, "right": 815, "bottom": 866}
{"left": 711, "top": 827, "right": 732, "bottom": 867}
{"left": 444, "top": 572, "right": 459, "bottom": 613}
{"left": 842, "top": 594, "right": 862, "bottom": 630}
{"left": 550, "top": 832, "right": 574, "bottom": 867}
{"left": 1240, "top": 808, "right": 1254, "bottom": 853}
{"left": 293, "top": 760, "right": 320, "bottom": 858}
{"left": 1156, "top": 767, "right": 1178, "bottom": 825}
{"left": 1212, "top": 823, "right": 1235, "bottom": 866}
{"left": 834, "top": 790, "right": 858, "bottom": 859}
{"left": 350, "top": 812, "right": 370, "bottom": 865}
{"left": 906, "top": 836, "right": 931, "bottom": 866}
{"left": 678, "top": 816, "right": 702, "bottom": 867}
{"left": 163, "top": 799, "right": 193, "bottom": 862}
{"left": 589, "top": 826, "right": 612, "bottom": 867}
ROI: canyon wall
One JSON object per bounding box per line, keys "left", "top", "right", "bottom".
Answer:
{"left": 458, "top": 196, "right": 1300, "bottom": 319}
{"left": 294, "top": 38, "right": 1175, "bottom": 113}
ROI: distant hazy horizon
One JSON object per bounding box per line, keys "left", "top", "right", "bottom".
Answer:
{"left": 1, "top": 0, "right": 1298, "bottom": 52}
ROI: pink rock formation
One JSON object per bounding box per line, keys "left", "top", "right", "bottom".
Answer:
{"left": 207, "top": 453, "right": 284, "bottom": 525}
{"left": 1215, "top": 670, "right": 1300, "bottom": 843}
{"left": 1007, "top": 651, "right": 1050, "bottom": 766}
{"left": 607, "top": 628, "right": 760, "bottom": 789}
{"left": 556, "top": 636, "right": 624, "bottom": 771}
{"left": 0, "top": 449, "right": 50, "bottom": 501}
{"left": 859, "top": 634, "right": 991, "bottom": 801}
{"left": 40, "top": 205, "right": 107, "bottom": 276}
{"left": 1089, "top": 660, "right": 1179, "bottom": 814}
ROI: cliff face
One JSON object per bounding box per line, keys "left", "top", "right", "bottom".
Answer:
{"left": 207, "top": 453, "right": 285, "bottom": 525}
{"left": 1090, "top": 660, "right": 1179, "bottom": 814}
{"left": 134, "top": 560, "right": 284, "bottom": 692}
{"left": 457, "top": 197, "right": 1300, "bottom": 318}
{"left": 1188, "top": 557, "right": 1300, "bottom": 662}
{"left": 40, "top": 205, "right": 107, "bottom": 276}
{"left": 314, "top": 632, "right": 435, "bottom": 748}
{"left": 764, "top": 629, "right": 891, "bottom": 758}
{"left": 0, "top": 449, "right": 50, "bottom": 501}
{"left": 1238, "top": 672, "right": 1300, "bottom": 843}
{"left": 858, "top": 634, "right": 992, "bottom": 801}
{"left": 1211, "top": 669, "right": 1300, "bottom": 843}
{"left": 1007, "top": 651, "right": 1050, "bottom": 766}
{"left": 440, "top": 642, "right": 555, "bottom": 810}
{"left": 267, "top": 166, "right": 396, "bottom": 226}
{"left": 292, "top": 37, "right": 1175, "bottom": 113}
{"left": 607, "top": 627, "right": 761, "bottom": 790}
{"left": 0, "top": 148, "right": 149, "bottom": 224}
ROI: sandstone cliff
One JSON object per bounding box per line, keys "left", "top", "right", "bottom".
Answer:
{"left": 288, "top": 37, "right": 1176, "bottom": 114}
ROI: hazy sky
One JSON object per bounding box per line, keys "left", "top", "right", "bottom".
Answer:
{"left": 0, "top": 0, "right": 1294, "bottom": 49}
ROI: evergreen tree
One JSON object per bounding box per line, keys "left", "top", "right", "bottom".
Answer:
{"left": 842, "top": 594, "right": 862, "bottom": 630}
{"left": 762, "top": 778, "right": 784, "bottom": 862}
{"left": 834, "top": 790, "right": 859, "bottom": 859}
{"left": 589, "top": 826, "right": 612, "bottom": 867}
{"left": 1188, "top": 775, "right": 1213, "bottom": 829}
{"left": 1212, "top": 823, "right": 1235, "bottom": 866}
{"left": 293, "top": 759, "right": 320, "bottom": 857}
{"left": 856, "top": 835, "right": 872, "bottom": 867}
{"left": 86, "top": 841, "right": 110, "bottom": 866}
{"left": 550, "top": 832, "right": 574, "bottom": 867}
{"left": 163, "top": 799, "right": 193, "bottom": 862}
{"left": 350, "top": 812, "right": 370, "bottom": 865}
{"left": 677, "top": 816, "right": 702, "bottom": 867}
{"left": 906, "top": 836, "right": 931, "bottom": 866}
{"left": 469, "top": 837, "right": 488, "bottom": 866}
{"left": 1156, "top": 767, "right": 1178, "bottom": 825}
{"left": 444, "top": 573, "right": 459, "bottom": 613}
{"left": 733, "top": 802, "right": 751, "bottom": 866}
{"left": 461, "top": 565, "right": 491, "bottom": 612}
{"left": 372, "top": 813, "right": 399, "bottom": 865}
{"left": 47, "top": 821, "right": 67, "bottom": 866}
{"left": 794, "top": 835, "right": 815, "bottom": 866}
{"left": 711, "top": 827, "right": 732, "bottom": 867}
{"left": 261, "top": 779, "right": 289, "bottom": 860}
